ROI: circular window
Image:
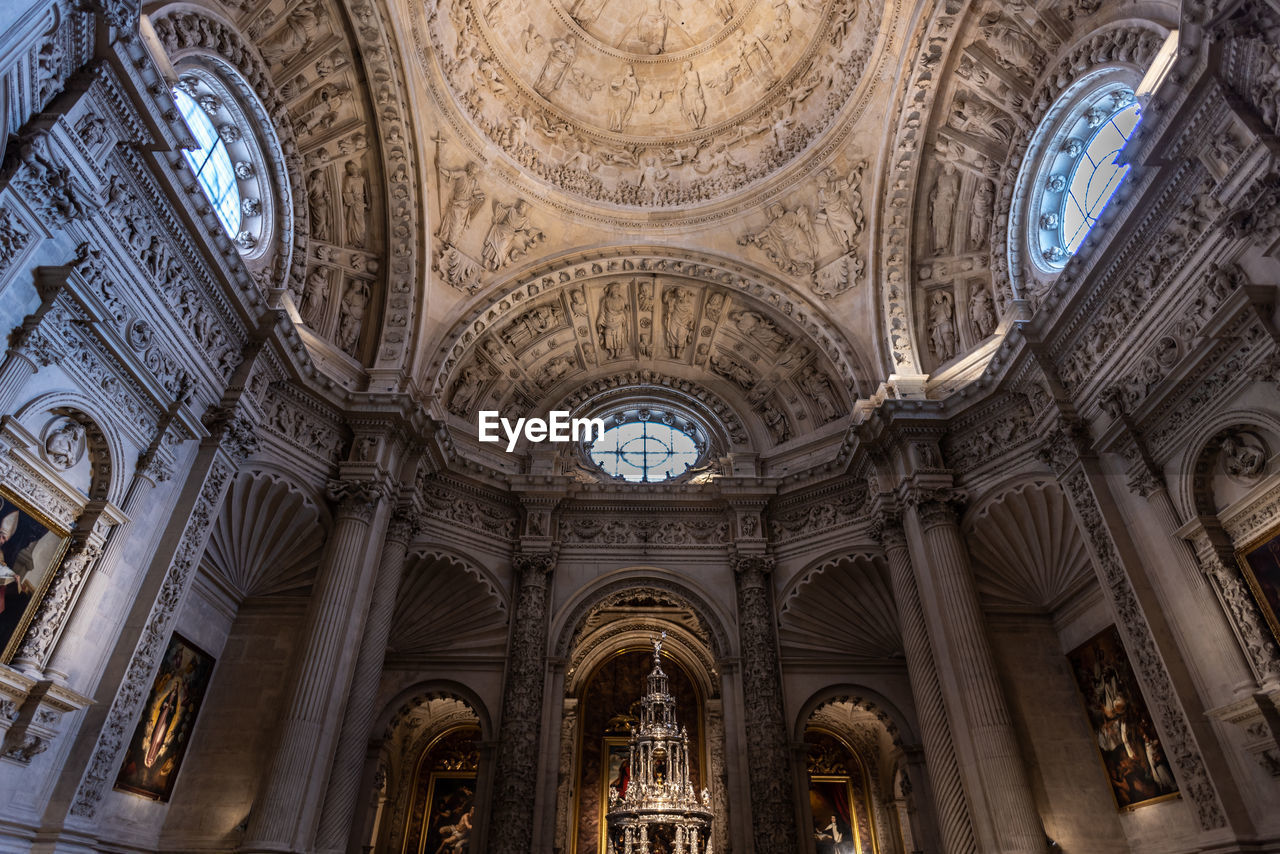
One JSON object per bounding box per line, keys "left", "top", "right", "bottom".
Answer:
{"left": 172, "top": 72, "right": 272, "bottom": 257}
{"left": 586, "top": 409, "right": 706, "bottom": 483}
{"left": 1020, "top": 80, "right": 1143, "bottom": 273}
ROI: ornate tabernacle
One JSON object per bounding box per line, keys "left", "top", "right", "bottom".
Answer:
{"left": 606, "top": 632, "right": 714, "bottom": 854}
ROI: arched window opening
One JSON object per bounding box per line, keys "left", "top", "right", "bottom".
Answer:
{"left": 173, "top": 88, "right": 241, "bottom": 238}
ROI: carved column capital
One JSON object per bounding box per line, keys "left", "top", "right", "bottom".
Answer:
{"left": 904, "top": 487, "right": 964, "bottom": 530}
{"left": 870, "top": 504, "right": 907, "bottom": 552}
{"left": 731, "top": 554, "right": 775, "bottom": 585}
{"left": 513, "top": 550, "right": 556, "bottom": 584}
{"left": 385, "top": 508, "right": 424, "bottom": 546}
{"left": 203, "top": 406, "right": 259, "bottom": 464}
{"left": 326, "top": 478, "right": 388, "bottom": 522}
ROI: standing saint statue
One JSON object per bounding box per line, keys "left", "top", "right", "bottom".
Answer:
{"left": 662, "top": 286, "right": 696, "bottom": 358}
{"left": 437, "top": 161, "right": 486, "bottom": 247}
{"left": 341, "top": 161, "right": 369, "bottom": 249}
{"left": 597, "top": 282, "right": 631, "bottom": 359}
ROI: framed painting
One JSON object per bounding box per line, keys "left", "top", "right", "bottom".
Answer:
{"left": 1237, "top": 524, "right": 1280, "bottom": 647}
{"left": 421, "top": 771, "right": 477, "bottom": 854}
{"left": 1067, "top": 626, "right": 1180, "bottom": 810}
{"left": 0, "top": 486, "right": 70, "bottom": 663}
{"left": 114, "top": 633, "right": 216, "bottom": 801}
{"left": 598, "top": 737, "right": 630, "bottom": 854}
{"left": 809, "top": 776, "right": 859, "bottom": 854}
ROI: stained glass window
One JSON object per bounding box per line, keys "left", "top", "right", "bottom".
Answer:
{"left": 173, "top": 88, "right": 241, "bottom": 237}
{"left": 1060, "top": 101, "right": 1142, "bottom": 255}
{"left": 589, "top": 420, "right": 701, "bottom": 483}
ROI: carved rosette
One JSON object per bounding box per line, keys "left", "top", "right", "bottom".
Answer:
{"left": 731, "top": 554, "right": 799, "bottom": 853}
{"left": 490, "top": 551, "right": 556, "bottom": 854}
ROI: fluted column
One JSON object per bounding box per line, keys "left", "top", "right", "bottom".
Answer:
{"left": 875, "top": 511, "right": 975, "bottom": 854}
{"left": 731, "top": 554, "right": 799, "bottom": 854}
{"left": 242, "top": 479, "right": 390, "bottom": 853}
{"left": 315, "top": 509, "right": 419, "bottom": 854}
{"left": 490, "top": 551, "right": 556, "bottom": 854}
{"left": 908, "top": 493, "right": 1045, "bottom": 854}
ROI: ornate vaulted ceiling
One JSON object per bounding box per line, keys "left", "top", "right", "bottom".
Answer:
{"left": 217, "top": 0, "right": 1179, "bottom": 474}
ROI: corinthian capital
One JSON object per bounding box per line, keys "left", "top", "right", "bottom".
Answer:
{"left": 903, "top": 486, "right": 964, "bottom": 530}
{"left": 869, "top": 506, "right": 907, "bottom": 552}
{"left": 386, "top": 508, "right": 425, "bottom": 545}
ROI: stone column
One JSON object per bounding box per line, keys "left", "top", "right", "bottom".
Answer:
{"left": 875, "top": 510, "right": 975, "bottom": 854}
{"left": 731, "top": 554, "right": 799, "bottom": 854}
{"left": 315, "top": 509, "right": 419, "bottom": 854}
{"left": 489, "top": 551, "right": 556, "bottom": 854}
{"left": 552, "top": 697, "right": 578, "bottom": 853}
{"left": 241, "top": 479, "right": 390, "bottom": 853}
{"left": 907, "top": 492, "right": 1046, "bottom": 854}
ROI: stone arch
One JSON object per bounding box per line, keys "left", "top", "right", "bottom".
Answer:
{"left": 429, "top": 247, "right": 872, "bottom": 453}
{"left": 793, "top": 684, "right": 918, "bottom": 748}
{"left": 370, "top": 684, "right": 492, "bottom": 854}
{"left": 552, "top": 567, "right": 734, "bottom": 661}
{"left": 15, "top": 391, "right": 123, "bottom": 504}
{"left": 795, "top": 688, "right": 922, "bottom": 854}
{"left": 1177, "top": 407, "right": 1280, "bottom": 522}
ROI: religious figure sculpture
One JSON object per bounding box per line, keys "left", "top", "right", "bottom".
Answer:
{"left": 634, "top": 0, "right": 675, "bottom": 54}
{"left": 929, "top": 163, "right": 960, "bottom": 255}
{"left": 929, "top": 289, "right": 956, "bottom": 362}
{"left": 678, "top": 61, "right": 707, "bottom": 129}
{"left": 307, "top": 169, "right": 331, "bottom": 241}
{"left": 816, "top": 164, "right": 864, "bottom": 250}
{"left": 662, "top": 287, "right": 696, "bottom": 358}
{"left": 738, "top": 203, "right": 817, "bottom": 276}
{"left": 970, "top": 178, "right": 995, "bottom": 249}
{"left": 1221, "top": 431, "right": 1267, "bottom": 480}
{"left": 609, "top": 66, "right": 641, "bottom": 132}
{"left": 730, "top": 310, "right": 787, "bottom": 351}
{"left": 597, "top": 282, "right": 631, "bottom": 359}
{"left": 798, "top": 366, "right": 838, "bottom": 421}
{"left": 969, "top": 285, "right": 997, "bottom": 339}
{"left": 535, "top": 37, "right": 577, "bottom": 95}
{"left": 301, "top": 268, "right": 330, "bottom": 327}
{"left": 341, "top": 161, "right": 369, "bottom": 249}
{"left": 735, "top": 31, "right": 777, "bottom": 89}
{"left": 337, "top": 280, "right": 369, "bottom": 356}
{"left": 450, "top": 363, "right": 491, "bottom": 415}
{"left": 437, "top": 161, "right": 485, "bottom": 247}
{"left": 481, "top": 198, "right": 543, "bottom": 270}
{"left": 44, "top": 419, "right": 85, "bottom": 469}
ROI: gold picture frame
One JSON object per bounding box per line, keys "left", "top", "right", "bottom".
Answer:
{"left": 809, "top": 774, "right": 861, "bottom": 854}
{"left": 1236, "top": 523, "right": 1280, "bottom": 648}
{"left": 0, "top": 484, "right": 71, "bottom": 663}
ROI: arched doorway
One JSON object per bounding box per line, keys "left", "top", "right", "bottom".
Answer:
{"left": 553, "top": 585, "right": 727, "bottom": 854}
